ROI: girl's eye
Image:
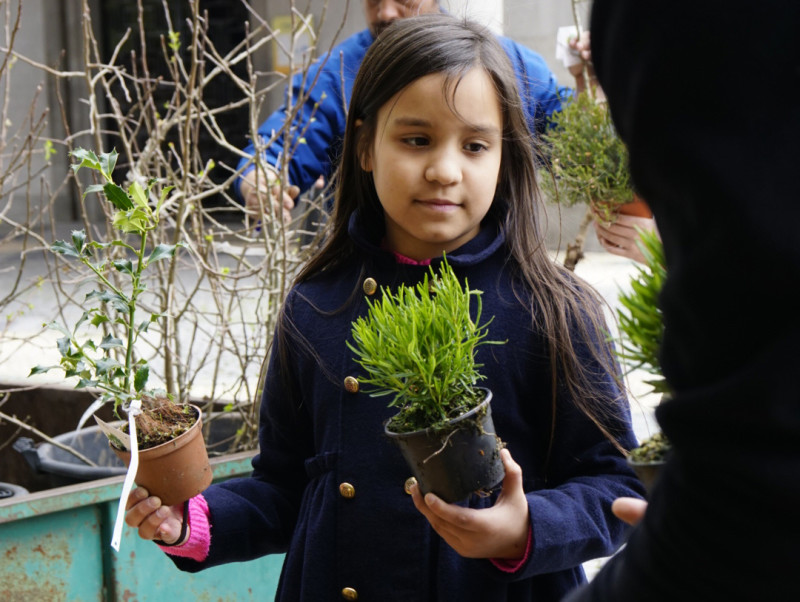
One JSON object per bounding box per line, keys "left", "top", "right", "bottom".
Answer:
{"left": 403, "top": 136, "right": 429, "bottom": 147}
{"left": 465, "top": 142, "right": 489, "bottom": 153}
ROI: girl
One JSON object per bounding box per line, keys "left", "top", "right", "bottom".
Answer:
{"left": 126, "top": 14, "right": 644, "bottom": 601}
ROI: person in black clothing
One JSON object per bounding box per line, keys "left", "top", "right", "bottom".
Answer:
{"left": 565, "top": 1, "right": 800, "bottom": 600}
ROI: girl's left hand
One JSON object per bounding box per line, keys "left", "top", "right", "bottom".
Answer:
{"left": 410, "top": 447, "right": 529, "bottom": 560}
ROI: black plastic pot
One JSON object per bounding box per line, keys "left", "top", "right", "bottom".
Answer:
{"left": 14, "top": 426, "right": 127, "bottom": 489}
{"left": 14, "top": 410, "right": 248, "bottom": 489}
{"left": 0, "top": 482, "right": 29, "bottom": 499}
{"left": 385, "top": 389, "right": 504, "bottom": 504}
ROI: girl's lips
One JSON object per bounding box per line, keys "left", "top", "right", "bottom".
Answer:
{"left": 416, "top": 198, "right": 459, "bottom": 210}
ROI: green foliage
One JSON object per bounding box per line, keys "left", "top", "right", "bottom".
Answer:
{"left": 615, "top": 228, "right": 669, "bottom": 395}
{"left": 348, "top": 259, "right": 505, "bottom": 433}
{"left": 628, "top": 431, "right": 671, "bottom": 463}
{"left": 29, "top": 149, "right": 182, "bottom": 415}
{"left": 541, "top": 91, "right": 632, "bottom": 220}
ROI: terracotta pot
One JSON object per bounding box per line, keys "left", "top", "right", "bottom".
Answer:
{"left": 385, "top": 389, "right": 504, "bottom": 504}
{"left": 112, "top": 404, "right": 212, "bottom": 506}
{"left": 592, "top": 194, "right": 653, "bottom": 220}
{"left": 619, "top": 194, "right": 653, "bottom": 218}
{"left": 627, "top": 456, "right": 665, "bottom": 497}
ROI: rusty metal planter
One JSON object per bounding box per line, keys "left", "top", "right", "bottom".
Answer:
{"left": 0, "top": 451, "right": 282, "bottom": 601}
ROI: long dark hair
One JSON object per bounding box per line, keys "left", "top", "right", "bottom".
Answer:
{"left": 288, "top": 13, "right": 628, "bottom": 452}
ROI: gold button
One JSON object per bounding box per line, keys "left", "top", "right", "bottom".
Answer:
{"left": 341, "top": 587, "right": 358, "bottom": 600}
{"left": 344, "top": 376, "right": 359, "bottom": 393}
{"left": 339, "top": 482, "right": 355, "bottom": 499}
{"left": 362, "top": 278, "right": 377, "bottom": 295}
{"left": 404, "top": 476, "right": 417, "bottom": 495}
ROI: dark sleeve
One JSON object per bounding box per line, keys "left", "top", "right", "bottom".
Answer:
{"left": 234, "top": 54, "right": 347, "bottom": 199}
{"left": 494, "top": 306, "right": 645, "bottom": 581}
{"left": 170, "top": 296, "right": 313, "bottom": 571}
{"left": 499, "top": 36, "right": 571, "bottom": 137}
{"left": 567, "top": 2, "right": 800, "bottom": 600}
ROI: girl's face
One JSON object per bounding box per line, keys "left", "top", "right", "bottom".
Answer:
{"left": 362, "top": 68, "right": 502, "bottom": 261}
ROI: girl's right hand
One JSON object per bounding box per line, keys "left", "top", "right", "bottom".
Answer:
{"left": 125, "top": 486, "right": 186, "bottom": 544}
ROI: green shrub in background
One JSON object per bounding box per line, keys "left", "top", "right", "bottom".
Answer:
{"left": 615, "top": 227, "right": 669, "bottom": 395}
{"left": 541, "top": 91, "right": 633, "bottom": 221}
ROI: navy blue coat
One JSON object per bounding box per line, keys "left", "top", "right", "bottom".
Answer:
{"left": 172, "top": 217, "right": 643, "bottom": 600}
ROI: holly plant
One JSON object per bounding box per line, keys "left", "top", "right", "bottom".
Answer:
{"left": 30, "top": 148, "right": 181, "bottom": 416}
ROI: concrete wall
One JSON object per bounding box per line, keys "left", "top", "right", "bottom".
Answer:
{"left": 504, "top": 0, "right": 591, "bottom": 92}
{"left": 0, "top": 0, "right": 70, "bottom": 228}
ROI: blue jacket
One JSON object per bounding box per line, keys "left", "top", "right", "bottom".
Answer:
{"left": 170, "top": 215, "right": 644, "bottom": 601}
{"left": 235, "top": 28, "right": 570, "bottom": 198}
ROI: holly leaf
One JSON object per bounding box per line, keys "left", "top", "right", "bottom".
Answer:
{"left": 147, "top": 243, "right": 178, "bottom": 265}
{"left": 51, "top": 239, "right": 81, "bottom": 258}
{"left": 56, "top": 336, "right": 72, "bottom": 356}
{"left": 99, "top": 149, "right": 118, "bottom": 178}
{"left": 96, "top": 357, "right": 122, "bottom": 377}
{"left": 128, "top": 180, "right": 148, "bottom": 210}
{"left": 90, "top": 313, "right": 110, "bottom": 327}
{"left": 134, "top": 364, "right": 149, "bottom": 392}
{"left": 69, "top": 148, "right": 101, "bottom": 173}
{"left": 112, "top": 259, "right": 133, "bottom": 275}
{"left": 103, "top": 183, "right": 133, "bottom": 211}
{"left": 99, "top": 334, "right": 124, "bottom": 350}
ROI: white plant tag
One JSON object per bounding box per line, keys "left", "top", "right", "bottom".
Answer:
{"left": 111, "top": 399, "right": 142, "bottom": 552}
{"left": 555, "top": 25, "right": 582, "bottom": 69}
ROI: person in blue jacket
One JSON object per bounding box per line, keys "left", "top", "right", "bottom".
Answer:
{"left": 237, "top": 0, "right": 574, "bottom": 223}
{"left": 126, "top": 14, "right": 643, "bottom": 601}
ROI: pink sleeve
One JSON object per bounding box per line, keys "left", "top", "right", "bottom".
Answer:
{"left": 157, "top": 494, "right": 211, "bottom": 562}
{"left": 490, "top": 524, "right": 533, "bottom": 573}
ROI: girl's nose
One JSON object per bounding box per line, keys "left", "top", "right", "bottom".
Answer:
{"left": 425, "top": 153, "right": 462, "bottom": 185}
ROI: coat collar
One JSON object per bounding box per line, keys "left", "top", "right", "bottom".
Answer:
{"left": 347, "top": 210, "right": 506, "bottom": 268}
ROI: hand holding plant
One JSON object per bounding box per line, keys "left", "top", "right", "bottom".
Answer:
{"left": 541, "top": 91, "right": 632, "bottom": 222}
{"left": 348, "top": 258, "right": 507, "bottom": 502}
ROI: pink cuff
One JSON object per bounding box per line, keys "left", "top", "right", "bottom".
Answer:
{"left": 490, "top": 524, "right": 533, "bottom": 573}
{"left": 158, "top": 494, "right": 211, "bottom": 562}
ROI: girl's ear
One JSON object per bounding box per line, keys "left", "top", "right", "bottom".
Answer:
{"left": 355, "top": 119, "right": 373, "bottom": 172}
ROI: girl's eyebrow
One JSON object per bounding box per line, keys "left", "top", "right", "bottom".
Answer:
{"left": 392, "top": 116, "right": 501, "bottom": 137}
